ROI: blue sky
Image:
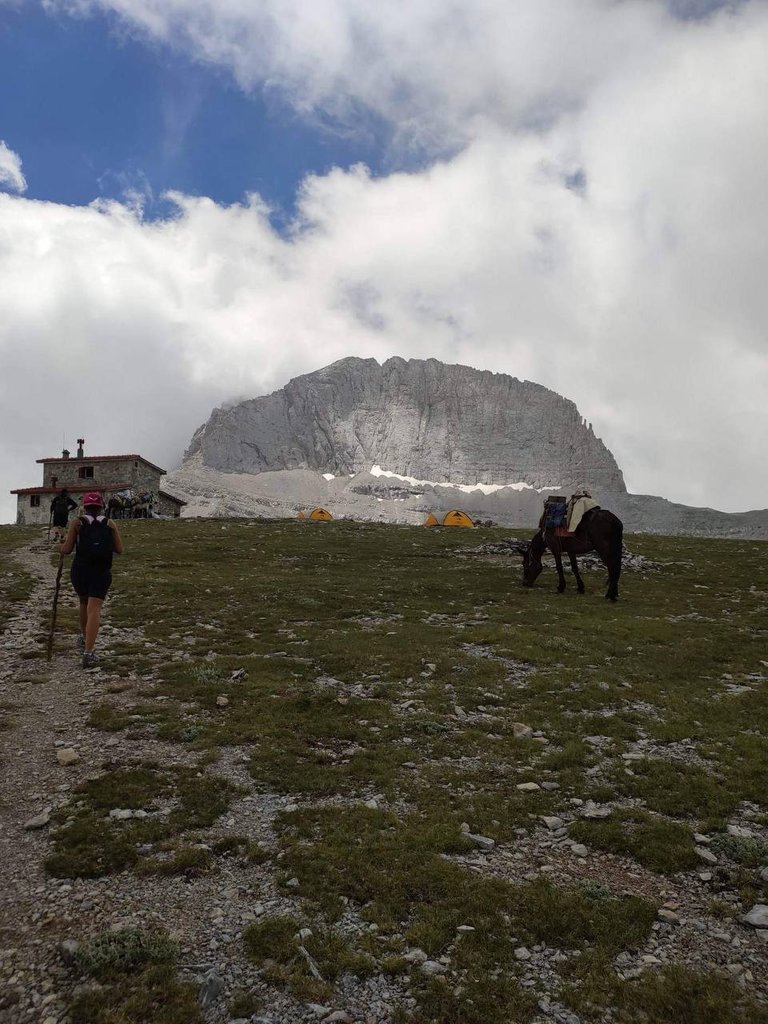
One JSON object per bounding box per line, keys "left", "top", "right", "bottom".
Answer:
{"left": 1, "top": 0, "right": 766, "bottom": 520}
{"left": 0, "top": 2, "right": 388, "bottom": 218}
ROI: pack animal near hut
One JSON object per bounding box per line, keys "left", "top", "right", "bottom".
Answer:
{"left": 10, "top": 439, "right": 186, "bottom": 525}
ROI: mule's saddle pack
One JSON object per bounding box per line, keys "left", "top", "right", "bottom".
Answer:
{"left": 542, "top": 493, "right": 600, "bottom": 536}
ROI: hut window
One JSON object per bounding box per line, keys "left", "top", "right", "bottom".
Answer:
{"left": 30, "top": 495, "right": 41, "bottom": 507}
{"left": 78, "top": 466, "right": 95, "bottom": 479}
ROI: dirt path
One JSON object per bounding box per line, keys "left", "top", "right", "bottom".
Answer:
{"left": 0, "top": 541, "right": 91, "bottom": 1023}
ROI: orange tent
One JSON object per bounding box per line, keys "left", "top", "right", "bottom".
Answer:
{"left": 443, "top": 509, "right": 474, "bottom": 528}
{"left": 309, "top": 507, "right": 334, "bottom": 521}
{"left": 423, "top": 513, "right": 440, "bottom": 527}
{"left": 297, "top": 511, "right": 306, "bottom": 519}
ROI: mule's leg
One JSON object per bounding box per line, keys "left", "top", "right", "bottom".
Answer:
{"left": 553, "top": 549, "right": 567, "bottom": 593}
{"left": 606, "top": 552, "right": 621, "bottom": 601}
{"left": 569, "top": 553, "right": 585, "bottom": 594}
{"left": 597, "top": 543, "right": 621, "bottom": 601}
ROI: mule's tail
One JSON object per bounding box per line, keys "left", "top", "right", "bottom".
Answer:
{"left": 606, "top": 515, "right": 623, "bottom": 600}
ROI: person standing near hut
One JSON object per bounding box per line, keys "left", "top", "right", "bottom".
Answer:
{"left": 59, "top": 491, "right": 124, "bottom": 668}
{"left": 50, "top": 488, "right": 77, "bottom": 543}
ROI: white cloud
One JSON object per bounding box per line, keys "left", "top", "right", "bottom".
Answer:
{"left": 0, "top": 141, "right": 27, "bottom": 193}
{"left": 3, "top": 0, "right": 768, "bottom": 520}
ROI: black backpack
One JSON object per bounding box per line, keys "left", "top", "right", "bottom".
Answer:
{"left": 76, "top": 516, "right": 114, "bottom": 565}
{"left": 53, "top": 495, "right": 71, "bottom": 515}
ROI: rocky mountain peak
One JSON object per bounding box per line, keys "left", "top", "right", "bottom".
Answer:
{"left": 185, "top": 356, "right": 627, "bottom": 493}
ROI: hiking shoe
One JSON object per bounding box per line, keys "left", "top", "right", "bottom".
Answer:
{"left": 82, "top": 650, "right": 99, "bottom": 670}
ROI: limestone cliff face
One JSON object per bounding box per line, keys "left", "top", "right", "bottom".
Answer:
{"left": 186, "top": 356, "right": 626, "bottom": 492}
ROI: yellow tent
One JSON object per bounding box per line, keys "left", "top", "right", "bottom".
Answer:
{"left": 297, "top": 511, "right": 306, "bottom": 519}
{"left": 423, "top": 513, "right": 440, "bottom": 527}
{"left": 443, "top": 509, "right": 474, "bottom": 528}
{"left": 309, "top": 507, "right": 334, "bottom": 521}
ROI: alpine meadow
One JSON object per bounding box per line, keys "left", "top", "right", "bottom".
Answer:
{"left": 1, "top": 518, "right": 767, "bottom": 1024}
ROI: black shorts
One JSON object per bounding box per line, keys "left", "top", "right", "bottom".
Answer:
{"left": 52, "top": 516, "right": 69, "bottom": 528}
{"left": 71, "top": 563, "right": 112, "bottom": 601}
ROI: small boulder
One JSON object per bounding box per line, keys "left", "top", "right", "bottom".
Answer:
{"left": 516, "top": 782, "right": 541, "bottom": 792}
{"left": 581, "top": 801, "right": 611, "bottom": 819}
{"left": 24, "top": 807, "right": 52, "bottom": 830}
{"left": 421, "top": 960, "right": 447, "bottom": 975}
{"left": 56, "top": 748, "right": 79, "bottom": 766}
{"left": 743, "top": 905, "right": 768, "bottom": 929}
{"left": 657, "top": 909, "right": 681, "bottom": 926}
{"left": 512, "top": 723, "right": 533, "bottom": 739}
{"left": 540, "top": 816, "right": 565, "bottom": 831}
{"left": 695, "top": 846, "right": 718, "bottom": 865}
{"left": 467, "top": 833, "right": 495, "bottom": 851}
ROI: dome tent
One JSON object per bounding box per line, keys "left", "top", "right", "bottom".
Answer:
{"left": 309, "top": 507, "right": 334, "bottom": 521}
{"left": 443, "top": 509, "right": 474, "bottom": 528}
{"left": 423, "top": 513, "right": 440, "bottom": 527}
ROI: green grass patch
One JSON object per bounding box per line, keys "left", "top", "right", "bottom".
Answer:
{"left": 68, "top": 928, "right": 201, "bottom": 1023}
{"left": 569, "top": 810, "right": 699, "bottom": 873}
{"left": 45, "top": 764, "right": 238, "bottom": 878}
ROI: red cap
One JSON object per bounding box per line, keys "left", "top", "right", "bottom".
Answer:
{"left": 83, "top": 491, "right": 105, "bottom": 507}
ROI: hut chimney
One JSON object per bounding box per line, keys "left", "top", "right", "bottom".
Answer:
{"left": 77, "top": 438, "right": 85, "bottom": 458}
{"left": 62, "top": 449, "right": 70, "bottom": 459}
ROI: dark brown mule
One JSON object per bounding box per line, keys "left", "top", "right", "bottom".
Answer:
{"left": 519, "top": 508, "right": 624, "bottom": 601}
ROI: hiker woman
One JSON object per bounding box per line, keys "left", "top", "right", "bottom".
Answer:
{"left": 60, "top": 491, "right": 124, "bottom": 668}
{"left": 50, "top": 488, "right": 77, "bottom": 544}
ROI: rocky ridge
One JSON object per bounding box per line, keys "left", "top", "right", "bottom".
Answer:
{"left": 186, "top": 357, "right": 626, "bottom": 493}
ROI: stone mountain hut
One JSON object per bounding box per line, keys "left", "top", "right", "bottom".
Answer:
{"left": 10, "top": 438, "right": 186, "bottom": 525}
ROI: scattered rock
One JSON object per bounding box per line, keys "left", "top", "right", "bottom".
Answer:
{"left": 108, "top": 808, "right": 134, "bottom": 821}
{"left": 56, "top": 748, "right": 79, "bottom": 766}
{"left": 403, "top": 948, "right": 427, "bottom": 964}
{"left": 657, "top": 909, "right": 681, "bottom": 926}
{"left": 540, "top": 816, "right": 565, "bottom": 831}
{"left": 695, "top": 846, "right": 718, "bottom": 865}
{"left": 421, "top": 960, "right": 447, "bottom": 975}
{"left": 511, "top": 722, "right": 533, "bottom": 739}
{"left": 23, "top": 807, "right": 52, "bottom": 830}
{"left": 198, "top": 969, "right": 224, "bottom": 1007}
{"left": 581, "top": 801, "right": 612, "bottom": 820}
{"left": 570, "top": 844, "right": 589, "bottom": 858}
{"left": 516, "top": 782, "right": 541, "bottom": 792}
{"left": 743, "top": 905, "right": 768, "bottom": 929}
{"left": 215, "top": 695, "right": 229, "bottom": 707}
{"left": 514, "top": 947, "right": 531, "bottom": 961}
{"left": 467, "top": 833, "right": 495, "bottom": 851}
{"left": 60, "top": 939, "right": 80, "bottom": 960}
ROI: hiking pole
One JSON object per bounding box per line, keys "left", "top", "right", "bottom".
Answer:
{"left": 47, "top": 553, "right": 64, "bottom": 662}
